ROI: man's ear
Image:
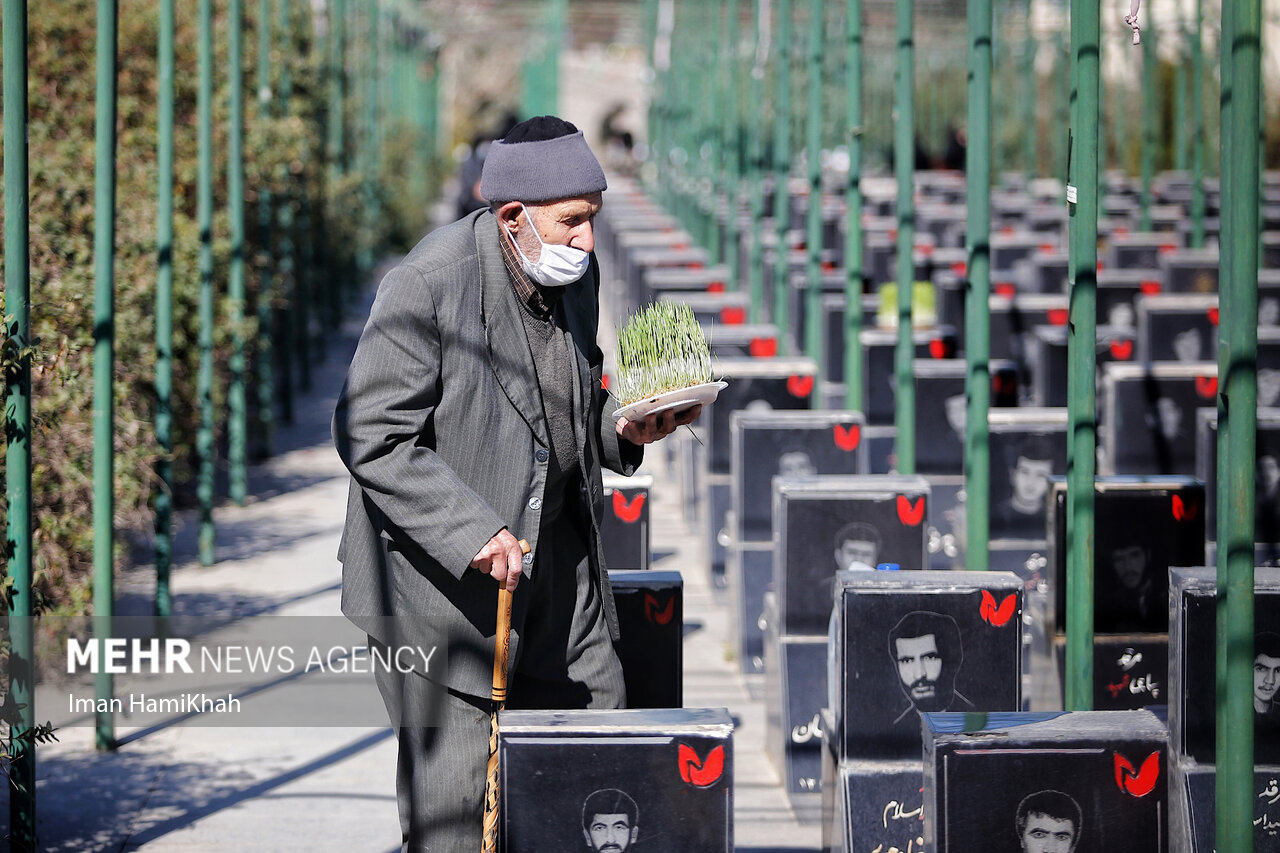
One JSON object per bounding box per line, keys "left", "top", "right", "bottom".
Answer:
{"left": 495, "top": 201, "right": 524, "bottom": 232}
{"left": 629, "top": 825, "right": 639, "bottom": 844}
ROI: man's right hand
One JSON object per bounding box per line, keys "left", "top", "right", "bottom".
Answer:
{"left": 469, "top": 528, "right": 524, "bottom": 592}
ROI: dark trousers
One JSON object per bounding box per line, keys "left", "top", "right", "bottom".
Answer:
{"left": 372, "top": 524, "right": 625, "bottom": 852}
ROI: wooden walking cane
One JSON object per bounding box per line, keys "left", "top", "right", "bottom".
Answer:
{"left": 482, "top": 538, "right": 529, "bottom": 853}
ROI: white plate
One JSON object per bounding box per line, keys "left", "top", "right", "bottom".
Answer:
{"left": 612, "top": 381, "right": 728, "bottom": 422}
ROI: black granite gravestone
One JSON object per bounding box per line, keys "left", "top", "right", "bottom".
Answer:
{"left": 988, "top": 409, "right": 1069, "bottom": 542}
{"left": 1099, "top": 267, "right": 1163, "bottom": 327}
{"left": 1176, "top": 764, "right": 1280, "bottom": 852}
{"left": 863, "top": 425, "right": 899, "bottom": 475}
{"left": 913, "top": 359, "right": 1021, "bottom": 475}
{"left": 1136, "top": 294, "right": 1218, "bottom": 364}
{"left": 1159, "top": 248, "right": 1219, "bottom": 295}
{"left": 705, "top": 357, "right": 818, "bottom": 475}
{"left": 988, "top": 293, "right": 1070, "bottom": 365}
{"left": 775, "top": 476, "right": 931, "bottom": 635}
{"left": 706, "top": 476, "right": 731, "bottom": 584}
{"left": 608, "top": 571, "right": 683, "bottom": 709}
{"left": 730, "top": 410, "right": 870, "bottom": 545}
{"left": 697, "top": 322, "right": 781, "bottom": 360}
{"left": 656, "top": 290, "right": 750, "bottom": 327}
{"left": 1047, "top": 477, "right": 1206, "bottom": 635}
{"left": 1194, "top": 408, "right": 1280, "bottom": 554}
{"left": 601, "top": 473, "right": 652, "bottom": 572}
{"left": 729, "top": 543, "right": 772, "bottom": 675}
{"left": 923, "top": 710, "right": 1169, "bottom": 853}
{"left": 820, "top": 293, "right": 880, "bottom": 384}
{"left": 1170, "top": 567, "right": 1280, "bottom": 766}
{"left": 832, "top": 570, "right": 1024, "bottom": 761}
{"left": 1109, "top": 232, "right": 1181, "bottom": 270}
{"left": 1027, "top": 325, "right": 1137, "bottom": 407}
{"left": 1102, "top": 362, "right": 1219, "bottom": 476}
{"left": 762, "top": 613, "right": 828, "bottom": 809}
{"left": 860, "top": 330, "right": 964, "bottom": 426}
{"left": 499, "top": 708, "right": 734, "bottom": 853}
{"left": 828, "top": 760, "right": 926, "bottom": 853}
{"left": 1052, "top": 634, "right": 1170, "bottom": 711}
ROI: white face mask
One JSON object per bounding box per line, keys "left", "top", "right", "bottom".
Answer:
{"left": 507, "top": 204, "right": 590, "bottom": 287}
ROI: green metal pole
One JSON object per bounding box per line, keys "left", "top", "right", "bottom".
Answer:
{"left": 844, "top": 0, "right": 865, "bottom": 412}
{"left": 1022, "top": 0, "right": 1036, "bottom": 178}
{"left": 256, "top": 0, "right": 276, "bottom": 455}
{"left": 706, "top": 0, "right": 724, "bottom": 266}
{"left": 4, "top": 0, "right": 37, "bottom": 839}
{"left": 197, "top": 0, "right": 216, "bottom": 565}
{"left": 893, "top": 0, "right": 916, "bottom": 475}
{"left": 357, "top": 1, "right": 378, "bottom": 279}
{"left": 724, "top": 0, "right": 742, "bottom": 291}
{"left": 228, "top": 0, "right": 248, "bottom": 505}
{"left": 747, "top": 0, "right": 767, "bottom": 324}
{"left": 772, "top": 0, "right": 793, "bottom": 346}
{"left": 325, "top": 0, "right": 346, "bottom": 330}
{"left": 1190, "top": 0, "right": 1206, "bottom": 247}
{"left": 155, "top": 0, "right": 175, "bottom": 634}
{"left": 277, "top": 0, "right": 298, "bottom": 424}
{"left": 1064, "top": 0, "right": 1100, "bottom": 713}
{"left": 965, "top": 0, "right": 992, "bottom": 572}
{"left": 1216, "top": 0, "right": 1260, "bottom": 847}
{"left": 804, "top": 0, "right": 824, "bottom": 382}
{"left": 1139, "top": 12, "right": 1155, "bottom": 231}
{"left": 1174, "top": 10, "right": 1188, "bottom": 172}
{"left": 92, "top": 0, "right": 119, "bottom": 751}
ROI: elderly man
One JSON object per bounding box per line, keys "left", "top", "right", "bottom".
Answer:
{"left": 333, "top": 116, "right": 696, "bottom": 851}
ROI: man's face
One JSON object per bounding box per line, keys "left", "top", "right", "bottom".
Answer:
{"left": 1172, "top": 328, "right": 1202, "bottom": 362}
{"left": 1110, "top": 545, "right": 1147, "bottom": 590}
{"left": 1157, "top": 397, "right": 1182, "bottom": 440}
{"left": 894, "top": 634, "right": 942, "bottom": 703}
{"left": 1259, "top": 456, "right": 1280, "bottom": 494}
{"left": 778, "top": 451, "right": 816, "bottom": 478}
{"left": 584, "top": 813, "right": 636, "bottom": 853}
{"left": 1254, "top": 652, "right": 1280, "bottom": 707}
{"left": 836, "top": 538, "right": 877, "bottom": 571}
{"left": 1020, "top": 813, "right": 1076, "bottom": 853}
{"left": 1012, "top": 457, "right": 1052, "bottom": 506}
{"left": 513, "top": 193, "right": 603, "bottom": 260}
{"left": 945, "top": 395, "right": 966, "bottom": 436}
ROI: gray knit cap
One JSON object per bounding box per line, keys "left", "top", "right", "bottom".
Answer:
{"left": 480, "top": 129, "right": 608, "bottom": 204}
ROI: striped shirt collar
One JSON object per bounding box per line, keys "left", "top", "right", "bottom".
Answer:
{"left": 499, "top": 225, "right": 561, "bottom": 319}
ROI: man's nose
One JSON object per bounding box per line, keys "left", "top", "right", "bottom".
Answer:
{"left": 570, "top": 222, "right": 595, "bottom": 253}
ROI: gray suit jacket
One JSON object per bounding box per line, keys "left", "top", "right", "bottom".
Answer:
{"left": 333, "top": 209, "right": 642, "bottom": 698}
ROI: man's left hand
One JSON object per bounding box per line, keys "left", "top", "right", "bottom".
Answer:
{"left": 615, "top": 404, "right": 702, "bottom": 445}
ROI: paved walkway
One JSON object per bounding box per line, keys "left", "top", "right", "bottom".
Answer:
{"left": 13, "top": 258, "right": 819, "bottom": 851}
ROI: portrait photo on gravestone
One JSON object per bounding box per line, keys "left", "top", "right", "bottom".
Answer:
{"left": 837, "top": 586, "right": 1021, "bottom": 759}
{"left": 1180, "top": 589, "right": 1280, "bottom": 765}
{"left": 776, "top": 481, "right": 929, "bottom": 635}
{"left": 499, "top": 734, "right": 731, "bottom": 852}
{"left": 929, "top": 740, "right": 1167, "bottom": 853}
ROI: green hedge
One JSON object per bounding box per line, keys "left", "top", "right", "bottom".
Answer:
{"left": 0, "top": 0, "right": 435, "bottom": 635}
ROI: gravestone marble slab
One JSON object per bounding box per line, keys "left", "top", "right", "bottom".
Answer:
{"left": 1174, "top": 762, "right": 1280, "bottom": 852}
{"left": 1047, "top": 477, "right": 1205, "bottom": 635}
{"left": 608, "top": 571, "right": 683, "bottom": 709}
{"left": 730, "top": 410, "right": 869, "bottom": 545}
{"left": 499, "top": 708, "right": 734, "bottom": 853}
{"left": 1195, "top": 408, "right": 1280, "bottom": 555}
{"left": 729, "top": 542, "right": 773, "bottom": 675}
{"left": 762, "top": 622, "right": 828, "bottom": 813}
{"left": 1170, "top": 567, "right": 1280, "bottom": 766}
{"left": 1052, "top": 634, "right": 1170, "bottom": 711}
{"left": 705, "top": 357, "right": 817, "bottom": 476}
{"left": 988, "top": 409, "right": 1069, "bottom": 542}
{"left": 1136, "top": 293, "right": 1218, "bottom": 365}
{"left": 601, "top": 473, "right": 652, "bottom": 571}
{"left": 832, "top": 570, "right": 1024, "bottom": 761}
{"left": 827, "top": 760, "right": 926, "bottom": 853}
{"left": 923, "top": 710, "right": 1169, "bottom": 853}
{"left": 1101, "top": 362, "right": 1219, "bottom": 476}
{"left": 775, "top": 476, "right": 931, "bottom": 635}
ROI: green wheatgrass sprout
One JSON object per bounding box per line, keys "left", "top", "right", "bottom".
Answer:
{"left": 615, "top": 302, "right": 714, "bottom": 406}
